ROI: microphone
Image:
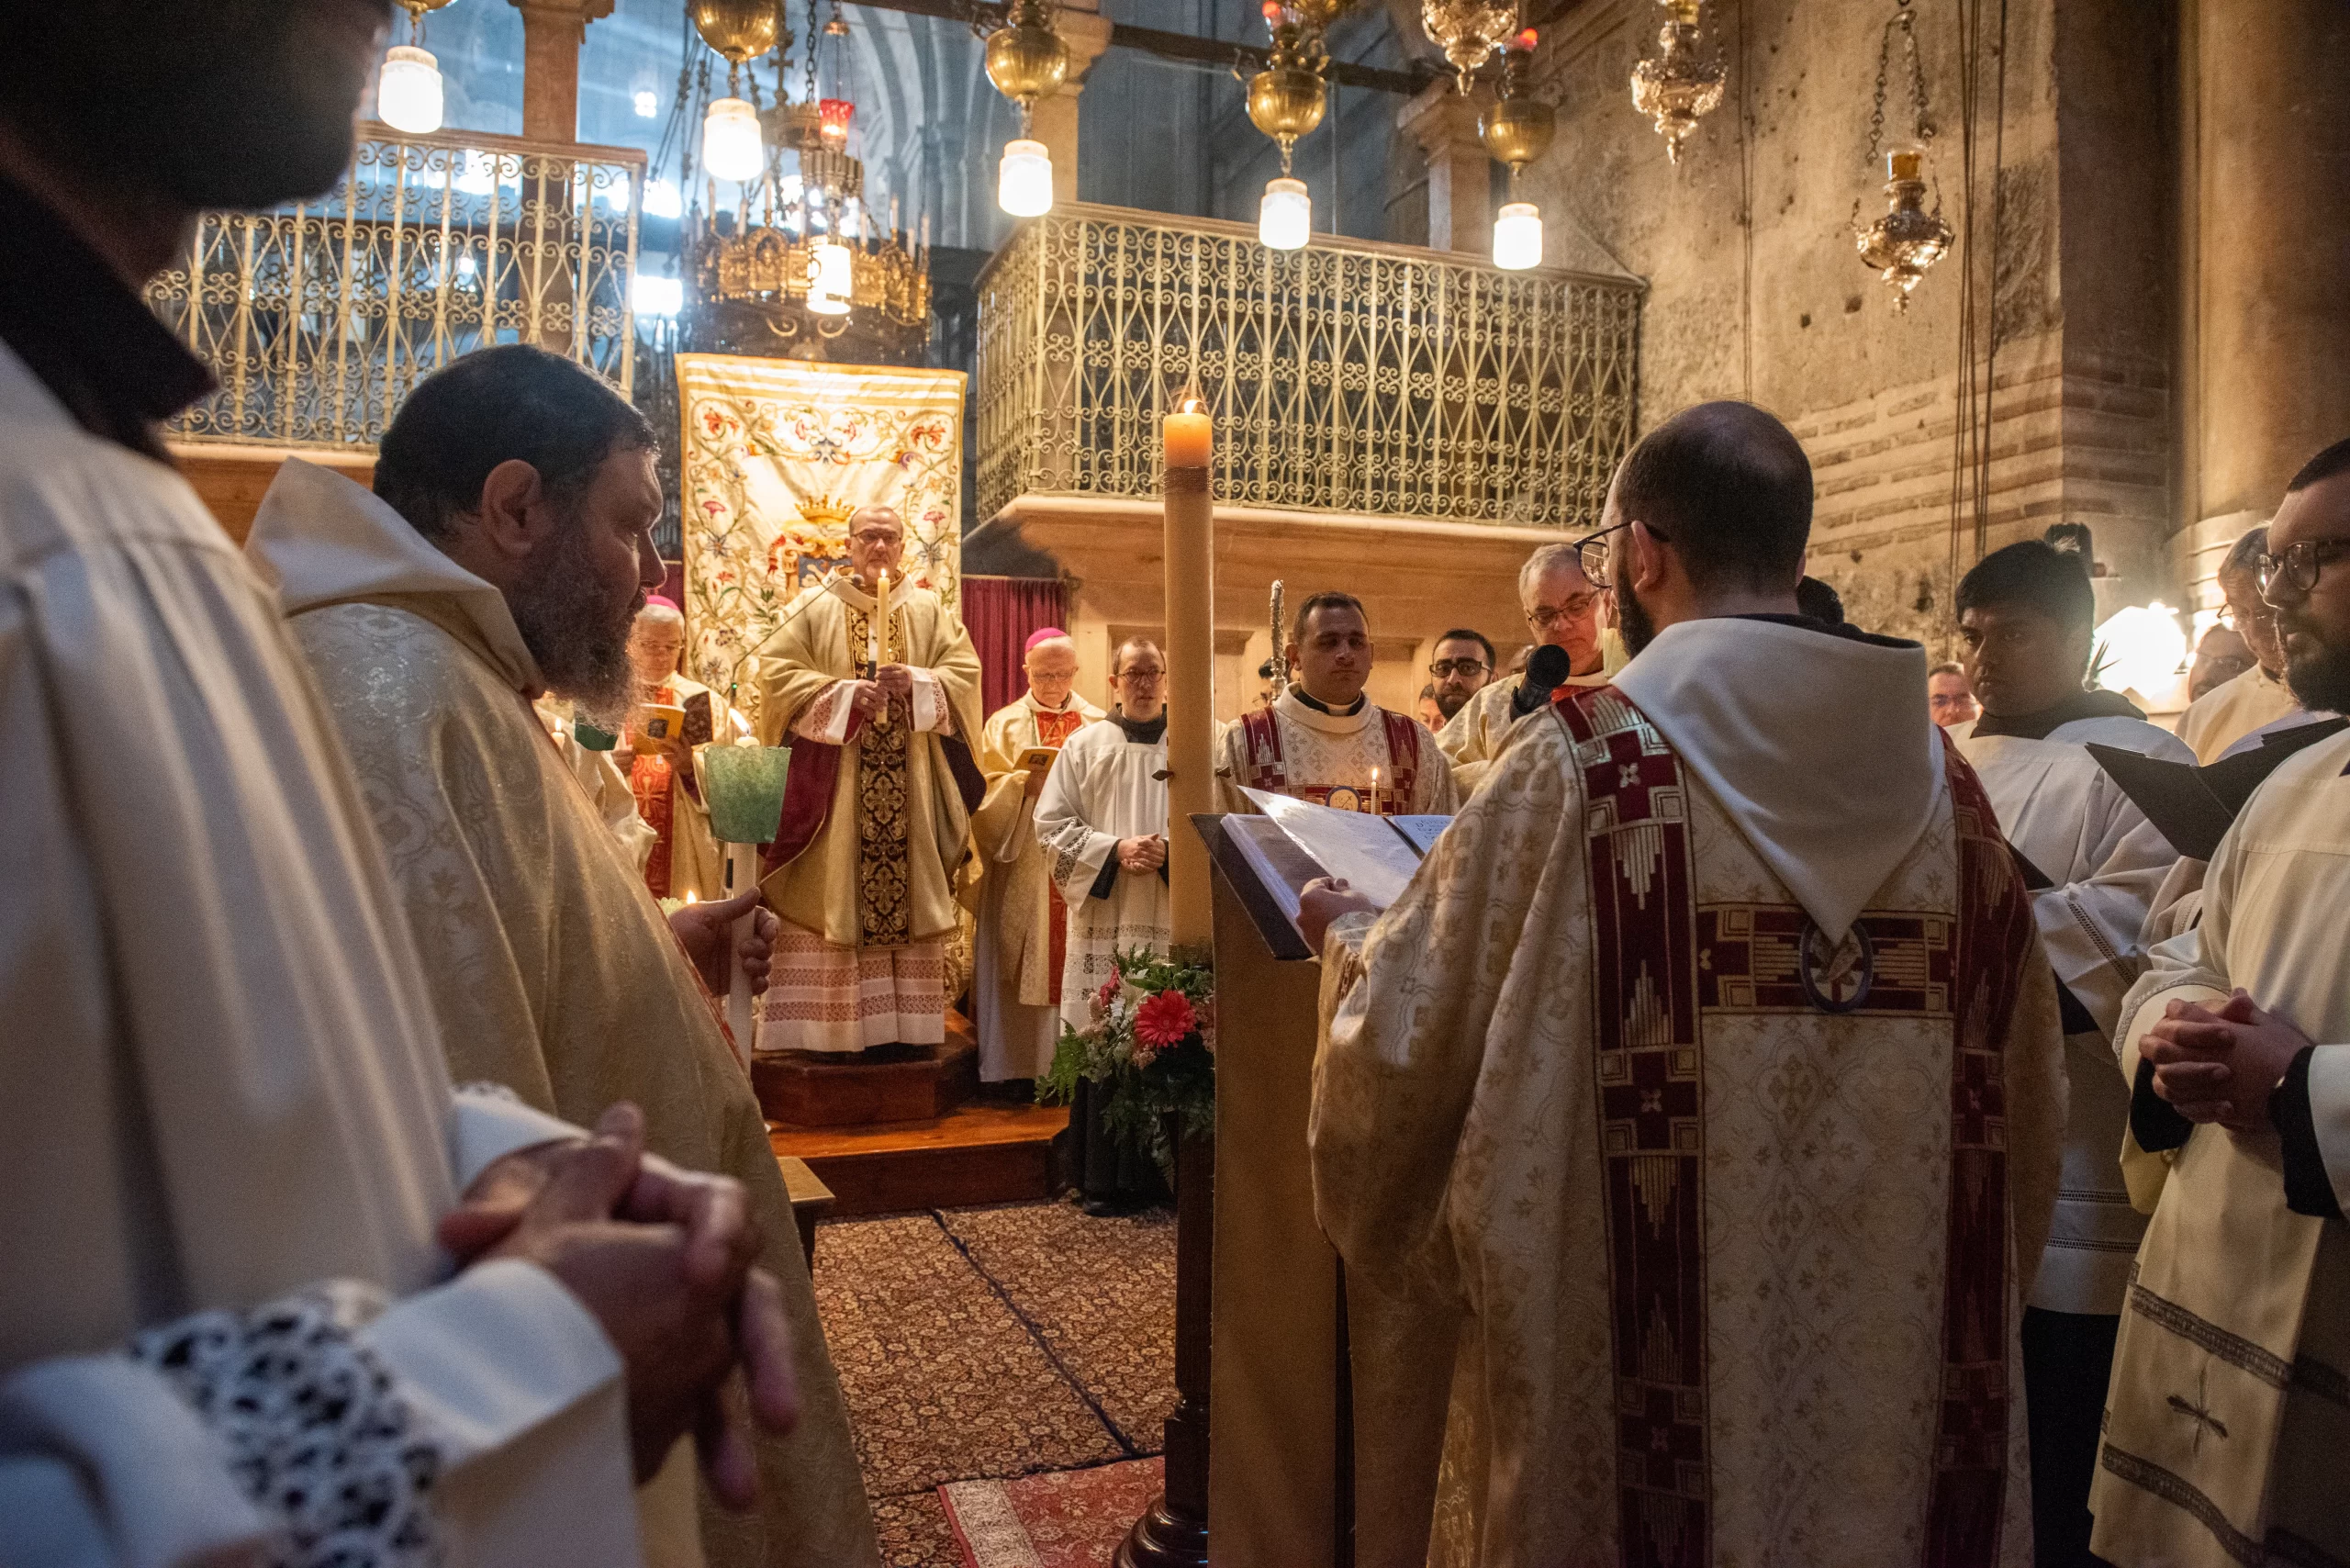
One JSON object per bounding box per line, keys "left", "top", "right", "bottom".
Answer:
{"left": 1511, "top": 644, "right": 1577, "bottom": 718}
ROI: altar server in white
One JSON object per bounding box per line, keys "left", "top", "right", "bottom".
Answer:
{"left": 0, "top": 6, "right": 793, "bottom": 1563}
{"left": 2092, "top": 439, "right": 2350, "bottom": 1568}
{"left": 1950, "top": 534, "right": 2192, "bottom": 1564}
{"left": 1302, "top": 403, "right": 2065, "bottom": 1568}
{"left": 1035, "top": 637, "right": 1174, "bottom": 1027}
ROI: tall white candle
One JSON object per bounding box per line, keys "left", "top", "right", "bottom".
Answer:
{"left": 867, "top": 568, "right": 887, "bottom": 667}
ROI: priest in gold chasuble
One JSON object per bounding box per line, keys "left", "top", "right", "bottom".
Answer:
{"left": 755, "top": 505, "right": 985, "bottom": 1052}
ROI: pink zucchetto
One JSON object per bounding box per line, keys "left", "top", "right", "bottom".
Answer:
{"left": 1024, "top": 627, "right": 1071, "bottom": 653}
{"left": 644, "top": 594, "right": 681, "bottom": 612}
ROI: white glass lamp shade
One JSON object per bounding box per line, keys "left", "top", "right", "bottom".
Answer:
{"left": 810, "top": 241, "right": 855, "bottom": 316}
{"left": 1259, "top": 176, "right": 1311, "bottom": 252}
{"left": 1493, "top": 201, "right": 1543, "bottom": 271}
{"left": 997, "top": 139, "right": 1054, "bottom": 218}
{"left": 701, "top": 96, "right": 766, "bottom": 184}
{"left": 377, "top": 45, "right": 444, "bottom": 135}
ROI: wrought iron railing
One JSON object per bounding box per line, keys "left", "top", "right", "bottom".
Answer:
{"left": 975, "top": 203, "right": 1642, "bottom": 530}
{"left": 144, "top": 123, "right": 643, "bottom": 452}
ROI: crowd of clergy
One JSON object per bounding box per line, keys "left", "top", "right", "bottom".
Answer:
{"left": 6, "top": 6, "right": 2349, "bottom": 1568}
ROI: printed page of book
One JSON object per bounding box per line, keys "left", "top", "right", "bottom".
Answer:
{"left": 1241, "top": 789, "right": 1426, "bottom": 909}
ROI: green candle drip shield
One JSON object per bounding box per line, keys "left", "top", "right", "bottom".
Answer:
{"left": 702, "top": 745, "right": 791, "bottom": 846}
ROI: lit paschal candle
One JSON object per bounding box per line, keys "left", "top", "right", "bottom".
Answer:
{"left": 1164, "top": 398, "right": 1213, "bottom": 469}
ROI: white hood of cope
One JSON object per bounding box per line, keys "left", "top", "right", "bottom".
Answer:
{"left": 1611, "top": 617, "right": 1943, "bottom": 944}
{"left": 244, "top": 457, "right": 541, "bottom": 693}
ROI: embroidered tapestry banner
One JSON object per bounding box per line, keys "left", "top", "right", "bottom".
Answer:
{"left": 677, "top": 353, "right": 967, "bottom": 728}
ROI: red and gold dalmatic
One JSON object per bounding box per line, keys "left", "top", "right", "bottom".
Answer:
{"left": 1312, "top": 683, "right": 2065, "bottom": 1568}
{"left": 623, "top": 672, "right": 736, "bottom": 901}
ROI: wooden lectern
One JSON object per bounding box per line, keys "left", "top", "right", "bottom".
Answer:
{"left": 1199, "top": 814, "right": 1351, "bottom": 1568}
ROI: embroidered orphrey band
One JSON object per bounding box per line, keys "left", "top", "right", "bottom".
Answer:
{"left": 1555, "top": 687, "right": 1710, "bottom": 1566}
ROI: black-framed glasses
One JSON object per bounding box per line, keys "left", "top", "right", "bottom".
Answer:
{"left": 1572, "top": 520, "right": 1671, "bottom": 583}
{"left": 1527, "top": 594, "right": 1604, "bottom": 630}
{"left": 2259, "top": 539, "right": 2350, "bottom": 601}
{"left": 1428, "top": 657, "right": 1491, "bottom": 678}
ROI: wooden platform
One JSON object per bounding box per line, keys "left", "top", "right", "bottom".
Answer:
{"left": 753, "top": 1036, "right": 980, "bottom": 1127}
{"left": 770, "top": 1101, "right": 1069, "bottom": 1216}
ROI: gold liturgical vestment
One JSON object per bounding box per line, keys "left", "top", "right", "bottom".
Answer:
{"left": 754, "top": 575, "right": 984, "bottom": 1052}
{"left": 246, "top": 460, "right": 881, "bottom": 1568}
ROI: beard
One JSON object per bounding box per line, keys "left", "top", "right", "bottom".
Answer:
{"left": 1613, "top": 552, "right": 1659, "bottom": 657}
{"left": 1436, "top": 689, "right": 1472, "bottom": 720}
{"left": 511, "top": 520, "right": 640, "bottom": 728}
{"left": 2282, "top": 623, "right": 2350, "bottom": 713}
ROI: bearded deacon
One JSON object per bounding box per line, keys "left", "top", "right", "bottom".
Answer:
{"left": 754, "top": 505, "right": 985, "bottom": 1054}
{"left": 2091, "top": 442, "right": 2350, "bottom": 1568}
{"left": 1438, "top": 542, "right": 1614, "bottom": 794}
{"left": 1303, "top": 403, "right": 2065, "bottom": 1568}
{"left": 245, "top": 350, "right": 880, "bottom": 1568}
{"left": 1216, "top": 592, "right": 1457, "bottom": 816}
{"left": 971, "top": 629, "right": 1105, "bottom": 1081}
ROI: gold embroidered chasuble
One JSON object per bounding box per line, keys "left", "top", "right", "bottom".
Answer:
{"left": 1214, "top": 687, "right": 1459, "bottom": 815}
{"left": 246, "top": 465, "right": 881, "bottom": 1568}
{"left": 1312, "top": 654, "right": 2065, "bottom": 1568}
{"left": 2090, "top": 726, "right": 2350, "bottom": 1568}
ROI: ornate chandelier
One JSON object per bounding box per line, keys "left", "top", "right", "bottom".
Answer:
{"left": 679, "top": 0, "right": 932, "bottom": 363}
{"left": 1421, "top": 0, "right": 1516, "bottom": 94}
{"left": 1480, "top": 29, "right": 1553, "bottom": 269}
{"left": 1629, "top": 0, "right": 1725, "bottom": 164}
{"left": 1853, "top": 0, "right": 1951, "bottom": 308}
{"left": 983, "top": 0, "right": 1070, "bottom": 216}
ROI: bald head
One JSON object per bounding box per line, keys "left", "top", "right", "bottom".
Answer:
{"left": 1612, "top": 400, "right": 1813, "bottom": 595}
{"left": 846, "top": 504, "right": 905, "bottom": 589}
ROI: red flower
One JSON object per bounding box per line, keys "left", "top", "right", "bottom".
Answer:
{"left": 1133, "top": 990, "right": 1198, "bottom": 1049}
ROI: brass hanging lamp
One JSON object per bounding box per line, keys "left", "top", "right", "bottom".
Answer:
{"left": 692, "top": 0, "right": 784, "bottom": 183}
{"left": 1852, "top": 0, "right": 1952, "bottom": 308}
{"left": 1629, "top": 0, "right": 1725, "bottom": 164}
{"left": 1480, "top": 28, "right": 1553, "bottom": 269}
{"left": 1247, "top": 2, "right": 1330, "bottom": 250}
{"left": 983, "top": 0, "right": 1070, "bottom": 216}
{"left": 1421, "top": 0, "right": 1516, "bottom": 94}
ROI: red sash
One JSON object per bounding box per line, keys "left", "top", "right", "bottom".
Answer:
{"left": 1235, "top": 704, "right": 1422, "bottom": 814}
{"left": 1552, "top": 686, "right": 2023, "bottom": 1564}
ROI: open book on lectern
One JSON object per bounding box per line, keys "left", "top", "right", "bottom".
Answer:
{"left": 1221, "top": 787, "right": 1451, "bottom": 928}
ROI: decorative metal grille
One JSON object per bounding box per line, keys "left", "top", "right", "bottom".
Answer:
{"left": 144, "top": 123, "right": 643, "bottom": 452}
{"left": 975, "top": 203, "right": 1642, "bottom": 530}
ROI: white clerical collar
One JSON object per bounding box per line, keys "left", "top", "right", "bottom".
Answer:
{"left": 1276, "top": 685, "right": 1373, "bottom": 735}
{"left": 830, "top": 572, "right": 909, "bottom": 611}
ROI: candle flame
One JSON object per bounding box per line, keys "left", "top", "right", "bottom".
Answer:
{"left": 1512, "top": 26, "right": 1538, "bottom": 50}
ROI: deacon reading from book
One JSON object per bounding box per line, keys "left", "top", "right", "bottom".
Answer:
{"left": 753, "top": 503, "right": 984, "bottom": 1055}
{"left": 1300, "top": 402, "right": 2065, "bottom": 1568}
{"left": 1035, "top": 636, "right": 1174, "bottom": 1210}
{"left": 621, "top": 594, "right": 749, "bottom": 902}
{"left": 970, "top": 627, "right": 1105, "bottom": 1081}
{"left": 1947, "top": 532, "right": 2192, "bottom": 1563}
{"left": 1437, "top": 541, "right": 1613, "bottom": 793}
{"left": 245, "top": 350, "right": 878, "bottom": 1568}
{"left": 1216, "top": 590, "right": 1458, "bottom": 816}
{"left": 2091, "top": 439, "right": 2350, "bottom": 1568}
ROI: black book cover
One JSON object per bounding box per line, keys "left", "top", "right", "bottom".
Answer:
{"left": 2085, "top": 718, "right": 2347, "bottom": 860}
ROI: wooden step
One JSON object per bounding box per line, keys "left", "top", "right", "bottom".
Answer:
{"left": 752, "top": 1036, "right": 980, "bottom": 1127}
{"left": 769, "top": 1101, "right": 1069, "bottom": 1216}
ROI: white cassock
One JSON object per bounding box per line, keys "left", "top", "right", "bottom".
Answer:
{"left": 1214, "top": 686, "right": 1458, "bottom": 816}
{"left": 0, "top": 344, "right": 641, "bottom": 1565}
{"left": 2091, "top": 723, "right": 2350, "bottom": 1568}
{"left": 1313, "top": 618, "right": 2065, "bottom": 1568}
{"left": 1034, "top": 716, "right": 1172, "bottom": 1029}
{"left": 2175, "top": 663, "right": 2301, "bottom": 764}
{"left": 1956, "top": 712, "right": 2190, "bottom": 1315}
{"left": 1434, "top": 670, "right": 1610, "bottom": 795}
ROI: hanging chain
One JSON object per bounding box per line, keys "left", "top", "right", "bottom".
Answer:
{"left": 1864, "top": 0, "right": 1934, "bottom": 168}
{"left": 806, "top": 0, "right": 822, "bottom": 103}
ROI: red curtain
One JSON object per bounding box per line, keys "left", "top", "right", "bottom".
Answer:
{"left": 962, "top": 576, "right": 1069, "bottom": 717}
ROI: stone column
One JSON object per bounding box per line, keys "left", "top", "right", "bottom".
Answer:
{"left": 1030, "top": 1, "right": 1115, "bottom": 205}
{"left": 1396, "top": 81, "right": 1492, "bottom": 253}
{"left": 509, "top": 0, "right": 616, "bottom": 144}
{"left": 2184, "top": 0, "right": 2350, "bottom": 555}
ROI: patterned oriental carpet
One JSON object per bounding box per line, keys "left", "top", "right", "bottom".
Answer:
{"left": 810, "top": 1200, "right": 1178, "bottom": 1566}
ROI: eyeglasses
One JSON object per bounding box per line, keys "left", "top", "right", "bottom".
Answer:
{"left": 1572, "top": 519, "right": 1671, "bottom": 584}
{"left": 1428, "top": 657, "right": 1491, "bottom": 678}
{"left": 2258, "top": 539, "right": 2350, "bottom": 601}
{"left": 1116, "top": 666, "right": 1167, "bottom": 683}
{"left": 1527, "top": 594, "right": 1603, "bottom": 630}
{"left": 2216, "top": 601, "right": 2276, "bottom": 631}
